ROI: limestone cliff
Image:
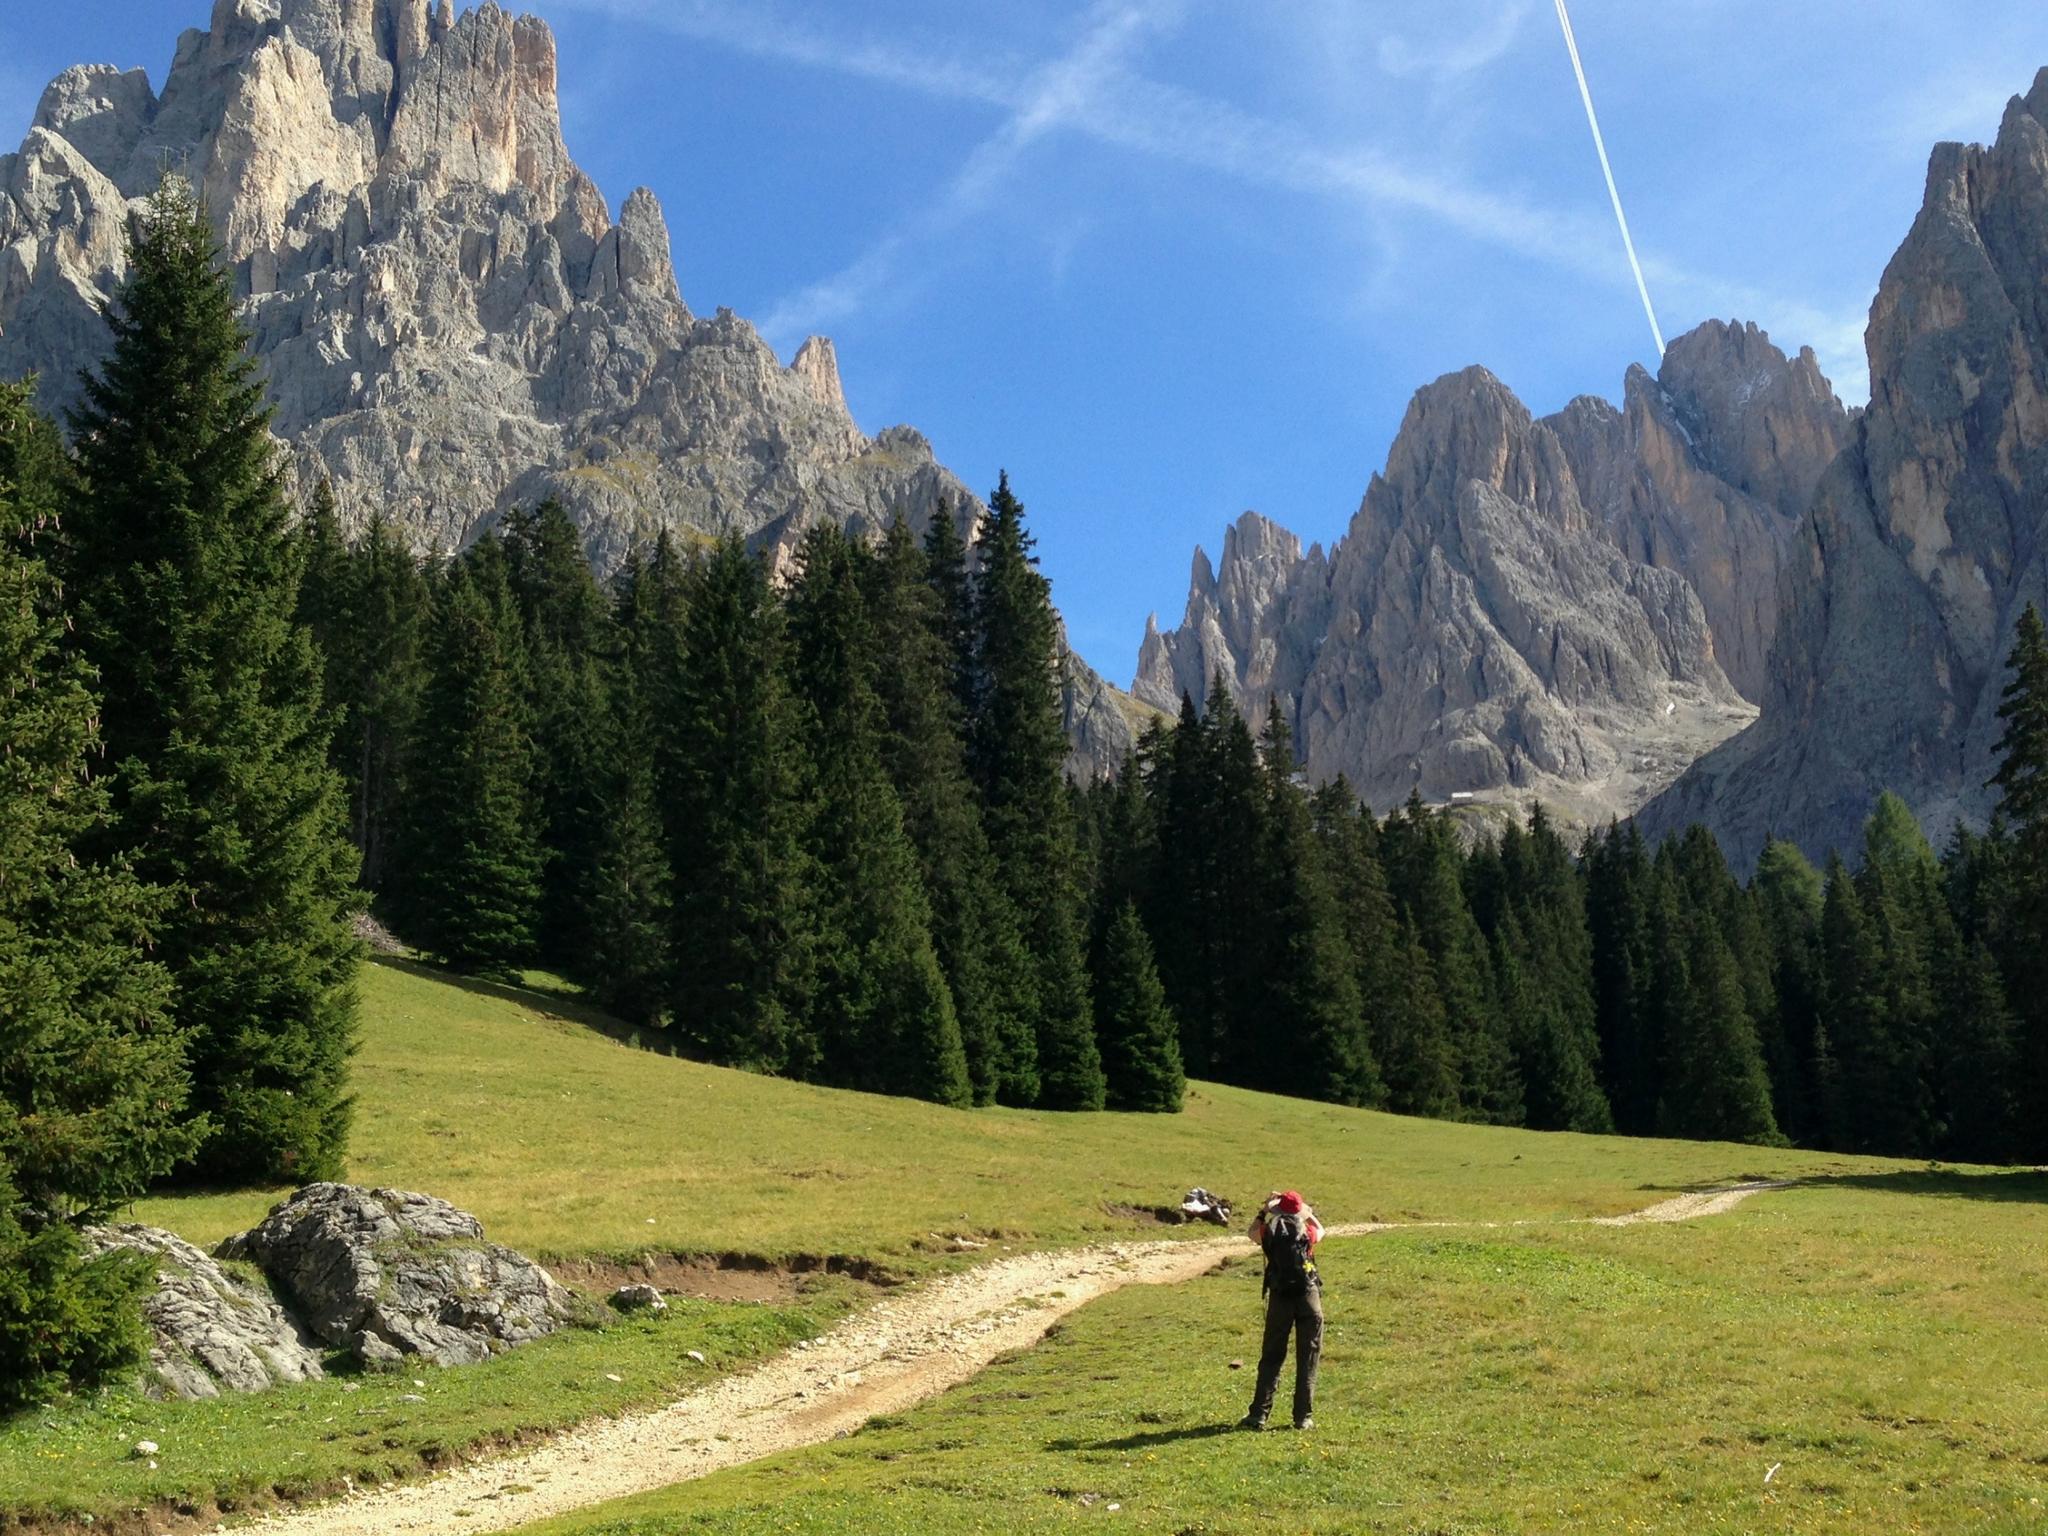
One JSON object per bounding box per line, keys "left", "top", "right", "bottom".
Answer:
{"left": 0, "top": 0, "right": 1138, "bottom": 775}
{"left": 1643, "top": 69, "right": 2048, "bottom": 863}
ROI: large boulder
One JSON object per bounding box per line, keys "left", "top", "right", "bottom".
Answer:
{"left": 83, "top": 1225, "right": 324, "bottom": 1400}
{"left": 221, "top": 1184, "right": 571, "bottom": 1368}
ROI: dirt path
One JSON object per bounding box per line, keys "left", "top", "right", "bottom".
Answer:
{"left": 235, "top": 1184, "right": 1782, "bottom": 1536}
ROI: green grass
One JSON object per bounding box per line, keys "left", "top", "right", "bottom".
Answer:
{"left": 0, "top": 1290, "right": 854, "bottom": 1528}
{"left": 527, "top": 1174, "right": 2048, "bottom": 1536}
{"left": 7, "top": 959, "right": 2030, "bottom": 1530}
{"left": 133, "top": 959, "right": 1908, "bottom": 1268}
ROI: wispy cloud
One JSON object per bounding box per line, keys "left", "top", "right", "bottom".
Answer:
{"left": 755, "top": 0, "right": 1183, "bottom": 341}
{"left": 542, "top": 0, "right": 1874, "bottom": 396}
{"left": 1377, "top": 2, "right": 1532, "bottom": 83}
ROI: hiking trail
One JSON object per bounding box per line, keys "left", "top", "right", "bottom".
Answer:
{"left": 236, "top": 1183, "right": 1784, "bottom": 1536}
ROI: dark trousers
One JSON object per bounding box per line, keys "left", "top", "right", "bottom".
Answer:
{"left": 1249, "top": 1283, "right": 1323, "bottom": 1424}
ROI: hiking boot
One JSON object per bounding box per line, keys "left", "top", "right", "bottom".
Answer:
{"left": 1238, "top": 1413, "right": 1267, "bottom": 1431}
{"left": 1293, "top": 1415, "right": 1315, "bottom": 1431}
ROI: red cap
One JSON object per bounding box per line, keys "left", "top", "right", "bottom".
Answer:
{"left": 1276, "top": 1191, "right": 1303, "bottom": 1214}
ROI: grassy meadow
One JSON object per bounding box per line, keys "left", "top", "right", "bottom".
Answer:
{"left": 533, "top": 1175, "right": 2048, "bottom": 1536}
{"left": 4, "top": 958, "right": 2041, "bottom": 1531}
{"left": 137, "top": 960, "right": 1912, "bottom": 1266}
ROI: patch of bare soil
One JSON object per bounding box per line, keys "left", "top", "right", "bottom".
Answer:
{"left": 549, "top": 1252, "right": 895, "bottom": 1305}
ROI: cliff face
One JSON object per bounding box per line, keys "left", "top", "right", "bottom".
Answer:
{"left": 0, "top": 0, "right": 1139, "bottom": 775}
{"left": 1136, "top": 326, "right": 1850, "bottom": 826}
{"left": 1643, "top": 69, "right": 2048, "bottom": 863}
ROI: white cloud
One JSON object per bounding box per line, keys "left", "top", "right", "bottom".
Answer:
{"left": 1377, "top": 2, "right": 1532, "bottom": 83}
{"left": 540, "top": 0, "right": 1868, "bottom": 393}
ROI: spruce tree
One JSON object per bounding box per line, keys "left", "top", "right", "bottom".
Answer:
{"left": 1250, "top": 702, "right": 1381, "bottom": 1104}
{"left": 1751, "top": 836, "right": 1826, "bottom": 1143}
{"left": 1818, "top": 854, "right": 1888, "bottom": 1151}
{"left": 577, "top": 549, "right": 673, "bottom": 1028}
{"left": 786, "top": 524, "right": 969, "bottom": 1106}
{"left": 397, "top": 550, "right": 544, "bottom": 980}
{"left": 503, "top": 501, "right": 616, "bottom": 971}
{"left": 1, "top": 381, "right": 201, "bottom": 1407}
{"left": 1093, "top": 902, "right": 1185, "bottom": 1112}
{"left": 969, "top": 475, "right": 1103, "bottom": 1109}
{"left": 62, "top": 180, "right": 359, "bottom": 1183}
{"left": 1583, "top": 823, "right": 1658, "bottom": 1135}
{"left": 1990, "top": 603, "right": 2048, "bottom": 1156}
{"left": 666, "top": 535, "right": 815, "bottom": 1073}
{"left": 867, "top": 515, "right": 1038, "bottom": 1104}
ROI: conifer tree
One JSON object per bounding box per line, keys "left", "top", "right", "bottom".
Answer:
{"left": 667, "top": 535, "right": 815, "bottom": 1073}
{"left": 1583, "top": 823, "right": 1658, "bottom": 1135}
{"left": 1382, "top": 793, "right": 1519, "bottom": 1123}
{"left": 1381, "top": 919, "right": 1462, "bottom": 1118}
{"left": 1093, "top": 901, "right": 1185, "bottom": 1112}
{"left": 577, "top": 548, "right": 673, "bottom": 1027}
{"left": 503, "top": 501, "right": 616, "bottom": 970}
{"left": 786, "top": 525, "right": 969, "bottom": 1105}
{"left": 1250, "top": 702, "right": 1381, "bottom": 1104}
{"left": 922, "top": 500, "right": 980, "bottom": 723}
{"left": 1990, "top": 603, "right": 2048, "bottom": 1154}
{"left": 1818, "top": 854, "right": 1888, "bottom": 1151}
{"left": 397, "top": 550, "right": 544, "bottom": 979}
{"left": 62, "top": 179, "right": 359, "bottom": 1183}
{"left": 1751, "top": 836, "right": 1826, "bottom": 1143}
{"left": 1, "top": 382, "right": 203, "bottom": 1408}
{"left": 969, "top": 475, "right": 1103, "bottom": 1109}
{"left": 867, "top": 516, "right": 1037, "bottom": 1104}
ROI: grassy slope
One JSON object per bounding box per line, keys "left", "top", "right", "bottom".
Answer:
{"left": 5, "top": 960, "right": 2027, "bottom": 1529}
{"left": 139, "top": 961, "right": 1903, "bottom": 1266}
{"left": 533, "top": 1175, "right": 2048, "bottom": 1536}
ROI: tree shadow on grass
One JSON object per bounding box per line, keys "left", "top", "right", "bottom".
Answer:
{"left": 1647, "top": 1169, "right": 2048, "bottom": 1205}
{"left": 370, "top": 955, "right": 685, "bottom": 1057}
{"left": 1047, "top": 1424, "right": 1240, "bottom": 1453}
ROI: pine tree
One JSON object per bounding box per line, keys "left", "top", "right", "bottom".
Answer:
{"left": 1382, "top": 919, "right": 1461, "bottom": 1118}
{"left": 1249, "top": 702, "right": 1381, "bottom": 1104}
{"left": 1818, "top": 854, "right": 1889, "bottom": 1151}
{"left": 1, "top": 380, "right": 201, "bottom": 1408}
{"left": 1751, "top": 836, "right": 1826, "bottom": 1143}
{"left": 786, "top": 524, "right": 969, "bottom": 1106}
{"left": 1990, "top": 604, "right": 2048, "bottom": 1157}
{"left": 62, "top": 179, "right": 360, "bottom": 1184}
{"left": 1583, "top": 823, "right": 1658, "bottom": 1136}
{"left": 576, "top": 548, "right": 673, "bottom": 1028}
{"left": 969, "top": 475, "right": 1103, "bottom": 1110}
{"left": 397, "top": 550, "right": 544, "bottom": 979}
{"left": 1093, "top": 902, "right": 1184, "bottom": 1112}
{"left": 866, "top": 515, "right": 1038, "bottom": 1104}
{"left": 503, "top": 501, "right": 616, "bottom": 971}
{"left": 666, "top": 535, "right": 814, "bottom": 1073}
{"left": 1382, "top": 793, "right": 1519, "bottom": 1123}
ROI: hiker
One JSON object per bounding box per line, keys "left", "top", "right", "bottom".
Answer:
{"left": 1240, "top": 1189, "right": 1323, "bottom": 1431}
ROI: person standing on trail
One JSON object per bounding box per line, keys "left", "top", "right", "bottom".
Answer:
{"left": 1241, "top": 1189, "right": 1323, "bottom": 1431}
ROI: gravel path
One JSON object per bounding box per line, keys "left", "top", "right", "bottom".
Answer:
{"left": 234, "top": 1184, "right": 1781, "bottom": 1536}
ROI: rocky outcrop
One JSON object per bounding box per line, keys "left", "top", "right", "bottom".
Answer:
{"left": 0, "top": 0, "right": 1139, "bottom": 777}
{"left": 1138, "top": 362, "right": 1761, "bottom": 825}
{"left": 1548, "top": 322, "right": 1849, "bottom": 701}
{"left": 1643, "top": 68, "right": 2048, "bottom": 864}
{"left": 84, "top": 1224, "right": 324, "bottom": 1400}
{"left": 221, "top": 1183, "right": 570, "bottom": 1368}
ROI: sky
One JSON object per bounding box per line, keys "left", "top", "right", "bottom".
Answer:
{"left": 3, "top": 3, "right": 2046, "bottom": 680}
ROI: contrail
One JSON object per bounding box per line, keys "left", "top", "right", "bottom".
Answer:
{"left": 1552, "top": 0, "right": 1664, "bottom": 356}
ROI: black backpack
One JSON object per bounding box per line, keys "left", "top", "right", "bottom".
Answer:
{"left": 1261, "top": 1211, "right": 1317, "bottom": 1297}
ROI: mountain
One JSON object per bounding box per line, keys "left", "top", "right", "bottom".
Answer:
{"left": 1641, "top": 67, "right": 2048, "bottom": 863}
{"left": 1136, "top": 324, "right": 1848, "bottom": 826}
{"left": 0, "top": 0, "right": 1139, "bottom": 774}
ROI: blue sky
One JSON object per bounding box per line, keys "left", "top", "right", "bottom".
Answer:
{"left": 3, "top": 3, "right": 2046, "bottom": 678}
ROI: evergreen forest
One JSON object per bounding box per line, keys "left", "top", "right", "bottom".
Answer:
{"left": 6, "top": 181, "right": 2048, "bottom": 1408}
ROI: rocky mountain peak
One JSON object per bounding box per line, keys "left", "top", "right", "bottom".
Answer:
{"left": 1654, "top": 319, "right": 1849, "bottom": 517}
{"left": 1643, "top": 63, "right": 2048, "bottom": 865}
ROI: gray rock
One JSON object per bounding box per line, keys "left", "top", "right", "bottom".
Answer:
{"left": 82, "top": 1224, "right": 324, "bottom": 1401}
{"left": 608, "top": 1284, "right": 667, "bottom": 1313}
{"left": 0, "top": 0, "right": 1140, "bottom": 780}
{"left": 221, "top": 1183, "right": 570, "bottom": 1368}
{"left": 1137, "top": 364, "right": 1757, "bottom": 832}
{"left": 1643, "top": 67, "right": 2048, "bottom": 866}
